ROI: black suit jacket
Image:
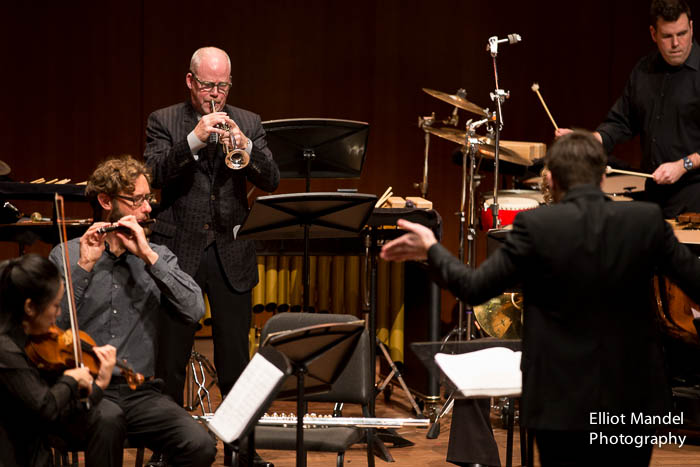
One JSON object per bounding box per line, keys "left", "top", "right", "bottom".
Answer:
{"left": 428, "top": 184, "right": 700, "bottom": 430}
{"left": 144, "top": 102, "right": 280, "bottom": 291}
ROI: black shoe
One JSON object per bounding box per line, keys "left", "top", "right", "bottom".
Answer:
{"left": 146, "top": 452, "right": 168, "bottom": 467}
{"left": 234, "top": 450, "right": 274, "bottom": 467}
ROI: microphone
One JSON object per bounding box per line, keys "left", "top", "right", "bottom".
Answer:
{"left": 486, "top": 34, "right": 522, "bottom": 55}
{"left": 97, "top": 219, "right": 156, "bottom": 234}
{"left": 2, "top": 201, "right": 21, "bottom": 216}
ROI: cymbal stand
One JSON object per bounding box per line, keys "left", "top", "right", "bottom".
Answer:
{"left": 415, "top": 113, "right": 436, "bottom": 198}
{"left": 426, "top": 118, "right": 488, "bottom": 439}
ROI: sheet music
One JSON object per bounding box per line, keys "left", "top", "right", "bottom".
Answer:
{"left": 435, "top": 347, "right": 522, "bottom": 398}
{"left": 207, "top": 352, "right": 285, "bottom": 443}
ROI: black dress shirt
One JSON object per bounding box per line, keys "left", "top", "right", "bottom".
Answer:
{"left": 49, "top": 238, "right": 204, "bottom": 378}
{"left": 597, "top": 41, "right": 700, "bottom": 217}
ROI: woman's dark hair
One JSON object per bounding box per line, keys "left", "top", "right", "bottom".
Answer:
{"left": 0, "top": 254, "right": 61, "bottom": 334}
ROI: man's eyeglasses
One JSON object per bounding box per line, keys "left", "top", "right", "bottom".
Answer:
{"left": 114, "top": 194, "right": 157, "bottom": 208}
{"left": 189, "top": 70, "right": 232, "bottom": 92}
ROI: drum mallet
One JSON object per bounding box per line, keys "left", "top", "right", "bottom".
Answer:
{"left": 531, "top": 83, "right": 559, "bottom": 131}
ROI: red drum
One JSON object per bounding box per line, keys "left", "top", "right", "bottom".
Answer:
{"left": 481, "top": 191, "right": 540, "bottom": 230}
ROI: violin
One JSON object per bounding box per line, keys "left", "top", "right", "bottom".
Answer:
{"left": 25, "top": 325, "right": 144, "bottom": 390}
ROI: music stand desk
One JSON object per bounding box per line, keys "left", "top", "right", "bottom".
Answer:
{"left": 262, "top": 118, "right": 369, "bottom": 191}
{"left": 237, "top": 192, "right": 376, "bottom": 311}
{"left": 411, "top": 339, "right": 521, "bottom": 385}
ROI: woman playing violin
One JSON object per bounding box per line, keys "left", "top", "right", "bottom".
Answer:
{"left": 0, "top": 254, "right": 123, "bottom": 466}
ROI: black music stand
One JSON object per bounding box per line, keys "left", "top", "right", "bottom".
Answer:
{"left": 410, "top": 339, "right": 529, "bottom": 467}
{"left": 262, "top": 118, "right": 370, "bottom": 191}
{"left": 236, "top": 192, "right": 376, "bottom": 311}
{"left": 261, "top": 320, "right": 365, "bottom": 467}
{"left": 203, "top": 345, "right": 292, "bottom": 467}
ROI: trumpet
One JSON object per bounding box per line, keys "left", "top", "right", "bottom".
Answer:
{"left": 210, "top": 100, "right": 250, "bottom": 170}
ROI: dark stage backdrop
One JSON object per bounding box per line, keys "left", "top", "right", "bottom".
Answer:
{"left": 1, "top": 1, "right": 656, "bottom": 322}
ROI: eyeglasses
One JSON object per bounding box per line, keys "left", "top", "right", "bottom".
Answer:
{"left": 114, "top": 193, "right": 157, "bottom": 208}
{"left": 189, "top": 70, "right": 232, "bottom": 92}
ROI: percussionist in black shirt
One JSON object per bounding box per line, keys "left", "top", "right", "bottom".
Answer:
{"left": 557, "top": 0, "right": 699, "bottom": 218}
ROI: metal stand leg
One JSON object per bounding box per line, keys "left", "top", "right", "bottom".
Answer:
{"left": 375, "top": 338, "right": 424, "bottom": 417}
{"left": 185, "top": 349, "right": 219, "bottom": 414}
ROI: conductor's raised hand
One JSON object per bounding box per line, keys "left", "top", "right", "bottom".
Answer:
{"left": 380, "top": 219, "right": 438, "bottom": 262}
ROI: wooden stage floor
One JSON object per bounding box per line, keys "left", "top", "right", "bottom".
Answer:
{"left": 118, "top": 338, "right": 700, "bottom": 467}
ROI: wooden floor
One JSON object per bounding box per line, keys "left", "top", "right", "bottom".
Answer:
{"left": 117, "top": 338, "right": 700, "bottom": 467}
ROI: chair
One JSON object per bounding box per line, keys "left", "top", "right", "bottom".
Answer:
{"left": 253, "top": 313, "right": 375, "bottom": 467}
{"left": 49, "top": 436, "right": 145, "bottom": 467}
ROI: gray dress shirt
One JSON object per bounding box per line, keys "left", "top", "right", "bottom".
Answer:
{"left": 49, "top": 238, "right": 205, "bottom": 377}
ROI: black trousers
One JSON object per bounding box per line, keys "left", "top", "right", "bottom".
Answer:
{"left": 447, "top": 398, "right": 501, "bottom": 466}
{"left": 58, "top": 398, "right": 126, "bottom": 467}
{"left": 61, "top": 380, "right": 216, "bottom": 467}
{"left": 534, "top": 429, "right": 654, "bottom": 467}
{"left": 157, "top": 243, "right": 252, "bottom": 405}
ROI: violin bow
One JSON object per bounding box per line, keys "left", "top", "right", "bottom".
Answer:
{"left": 54, "top": 194, "right": 84, "bottom": 370}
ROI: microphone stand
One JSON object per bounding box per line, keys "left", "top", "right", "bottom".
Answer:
{"left": 487, "top": 36, "right": 510, "bottom": 231}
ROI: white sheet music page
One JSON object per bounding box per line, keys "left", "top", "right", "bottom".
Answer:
{"left": 435, "top": 347, "right": 522, "bottom": 398}
{"left": 207, "top": 352, "right": 284, "bottom": 443}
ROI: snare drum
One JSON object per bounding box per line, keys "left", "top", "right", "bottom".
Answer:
{"left": 602, "top": 174, "right": 645, "bottom": 198}
{"left": 481, "top": 193, "right": 540, "bottom": 230}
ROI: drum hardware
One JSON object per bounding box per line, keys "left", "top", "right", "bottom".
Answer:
{"left": 473, "top": 292, "right": 523, "bottom": 339}
{"left": 486, "top": 31, "right": 516, "bottom": 231}
{"left": 424, "top": 127, "right": 529, "bottom": 166}
{"left": 416, "top": 113, "right": 436, "bottom": 198}
{"left": 209, "top": 100, "right": 250, "bottom": 170}
{"left": 426, "top": 117, "right": 489, "bottom": 440}
{"left": 416, "top": 89, "right": 469, "bottom": 199}
{"left": 492, "top": 396, "right": 520, "bottom": 429}
{"left": 429, "top": 35, "right": 522, "bottom": 440}
{"left": 422, "top": 87, "right": 491, "bottom": 118}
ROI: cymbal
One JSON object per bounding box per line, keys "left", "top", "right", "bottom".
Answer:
{"left": 0, "top": 160, "right": 9, "bottom": 176}
{"left": 422, "top": 88, "right": 490, "bottom": 118}
{"left": 424, "top": 127, "right": 532, "bottom": 166}
{"left": 474, "top": 292, "right": 523, "bottom": 339}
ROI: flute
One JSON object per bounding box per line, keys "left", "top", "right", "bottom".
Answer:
{"left": 96, "top": 219, "right": 156, "bottom": 234}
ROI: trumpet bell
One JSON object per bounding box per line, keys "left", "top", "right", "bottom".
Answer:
{"left": 225, "top": 148, "right": 250, "bottom": 170}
